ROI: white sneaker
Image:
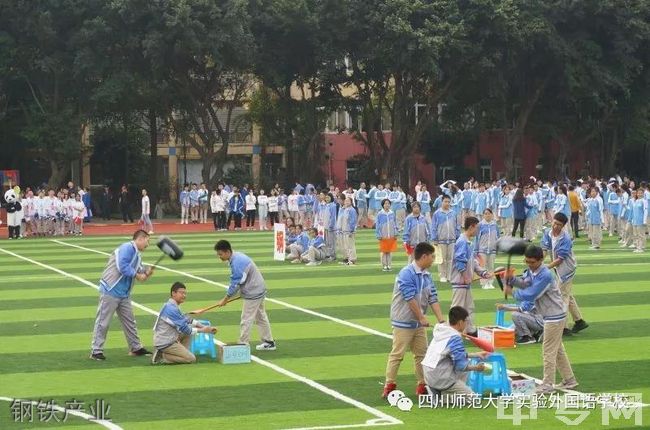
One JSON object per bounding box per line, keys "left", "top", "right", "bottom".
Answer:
{"left": 256, "top": 341, "right": 276, "bottom": 351}
{"left": 482, "top": 284, "right": 495, "bottom": 290}
{"left": 306, "top": 261, "right": 318, "bottom": 266}
{"left": 440, "top": 277, "right": 448, "bottom": 283}
{"left": 633, "top": 249, "right": 644, "bottom": 253}
{"left": 554, "top": 378, "right": 579, "bottom": 390}
{"left": 535, "top": 384, "right": 555, "bottom": 394}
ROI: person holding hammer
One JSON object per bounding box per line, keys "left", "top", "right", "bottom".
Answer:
{"left": 90, "top": 230, "right": 154, "bottom": 361}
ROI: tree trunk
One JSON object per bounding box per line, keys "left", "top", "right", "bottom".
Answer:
{"left": 148, "top": 109, "right": 158, "bottom": 215}
{"left": 48, "top": 159, "right": 69, "bottom": 189}
{"left": 556, "top": 137, "right": 568, "bottom": 178}
{"left": 604, "top": 128, "right": 618, "bottom": 176}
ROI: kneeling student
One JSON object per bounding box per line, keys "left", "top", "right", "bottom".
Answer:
{"left": 302, "top": 228, "right": 327, "bottom": 265}
{"left": 496, "top": 302, "right": 543, "bottom": 345}
{"left": 152, "top": 282, "right": 216, "bottom": 364}
{"left": 422, "top": 306, "right": 490, "bottom": 397}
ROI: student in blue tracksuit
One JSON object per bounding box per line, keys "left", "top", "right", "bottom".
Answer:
{"left": 152, "top": 282, "right": 216, "bottom": 364}
{"left": 498, "top": 185, "right": 513, "bottom": 237}
{"left": 431, "top": 195, "right": 460, "bottom": 283}
{"left": 90, "top": 230, "right": 154, "bottom": 360}
{"left": 227, "top": 187, "right": 245, "bottom": 230}
{"left": 356, "top": 182, "right": 368, "bottom": 228}
{"left": 214, "top": 240, "right": 276, "bottom": 350}
{"left": 288, "top": 225, "right": 310, "bottom": 262}
{"left": 337, "top": 197, "right": 358, "bottom": 265}
{"left": 367, "top": 184, "right": 379, "bottom": 224}
{"left": 450, "top": 216, "right": 491, "bottom": 336}
{"left": 620, "top": 187, "right": 635, "bottom": 247}
{"left": 382, "top": 242, "right": 446, "bottom": 399}
{"left": 524, "top": 186, "right": 539, "bottom": 240}
{"left": 376, "top": 198, "right": 398, "bottom": 271}
{"left": 476, "top": 208, "right": 500, "bottom": 290}
{"left": 461, "top": 183, "right": 474, "bottom": 224}
{"left": 541, "top": 213, "right": 588, "bottom": 336}
{"left": 303, "top": 228, "right": 327, "bottom": 265}
{"left": 607, "top": 183, "right": 621, "bottom": 237}
{"left": 324, "top": 194, "right": 339, "bottom": 259}
{"left": 553, "top": 185, "right": 572, "bottom": 236}
{"left": 505, "top": 245, "right": 577, "bottom": 394}
{"left": 422, "top": 306, "right": 491, "bottom": 397}
{"left": 473, "top": 184, "right": 489, "bottom": 221}
{"left": 416, "top": 184, "right": 432, "bottom": 221}
{"left": 496, "top": 301, "right": 544, "bottom": 345}
{"left": 585, "top": 187, "right": 604, "bottom": 249}
{"left": 631, "top": 188, "right": 647, "bottom": 253}
{"left": 179, "top": 184, "right": 190, "bottom": 224}
{"left": 403, "top": 202, "right": 431, "bottom": 264}
{"left": 189, "top": 183, "right": 200, "bottom": 223}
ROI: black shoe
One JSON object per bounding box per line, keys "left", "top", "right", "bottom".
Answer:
{"left": 562, "top": 328, "right": 573, "bottom": 337}
{"left": 466, "top": 331, "right": 478, "bottom": 338}
{"left": 516, "top": 335, "right": 536, "bottom": 345}
{"left": 571, "top": 320, "right": 589, "bottom": 334}
{"left": 533, "top": 331, "right": 544, "bottom": 343}
{"left": 90, "top": 352, "right": 106, "bottom": 361}
{"left": 129, "top": 348, "right": 152, "bottom": 356}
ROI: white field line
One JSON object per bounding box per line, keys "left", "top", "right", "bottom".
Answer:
{"left": 50, "top": 240, "right": 393, "bottom": 340}
{"left": 0, "top": 396, "right": 122, "bottom": 430}
{"left": 0, "top": 246, "right": 402, "bottom": 429}
{"left": 48, "top": 240, "right": 650, "bottom": 408}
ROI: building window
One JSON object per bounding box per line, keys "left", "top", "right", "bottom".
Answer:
{"left": 440, "top": 166, "right": 454, "bottom": 182}
{"left": 480, "top": 159, "right": 492, "bottom": 182}
{"left": 346, "top": 160, "right": 363, "bottom": 183}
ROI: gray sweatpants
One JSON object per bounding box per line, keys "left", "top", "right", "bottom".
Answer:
{"left": 239, "top": 297, "right": 274, "bottom": 345}
{"left": 451, "top": 287, "right": 475, "bottom": 333}
{"left": 512, "top": 311, "right": 543, "bottom": 338}
{"left": 437, "top": 243, "right": 454, "bottom": 280}
{"left": 91, "top": 294, "right": 144, "bottom": 354}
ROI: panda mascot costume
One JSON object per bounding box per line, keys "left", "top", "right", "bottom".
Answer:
{"left": 2, "top": 189, "right": 23, "bottom": 239}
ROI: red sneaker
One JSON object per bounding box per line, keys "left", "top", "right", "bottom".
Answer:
{"left": 381, "top": 382, "right": 397, "bottom": 399}
{"left": 416, "top": 383, "right": 428, "bottom": 396}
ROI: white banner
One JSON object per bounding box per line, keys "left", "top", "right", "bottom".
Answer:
{"left": 273, "top": 223, "right": 286, "bottom": 261}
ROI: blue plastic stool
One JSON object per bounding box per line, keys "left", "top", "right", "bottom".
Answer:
{"left": 467, "top": 352, "right": 511, "bottom": 396}
{"left": 189, "top": 319, "right": 217, "bottom": 359}
{"left": 495, "top": 309, "right": 515, "bottom": 329}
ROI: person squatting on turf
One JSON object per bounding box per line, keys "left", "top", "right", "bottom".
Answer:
{"left": 302, "top": 228, "right": 327, "bottom": 265}
{"left": 152, "top": 282, "right": 216, "bottom": 364}
{"left": 214, "top": 240, "right": 276, "bottom": 351}
{"left": 382, "top": 242, "right": 446, "bottom": 399}
{"left": 431, "top": 195, "right": 459, "bottom": 283}
{"left": 505, "top": 245, "right": 578, "bottom": 393}
{"left": 450, "top": 216, "right": 493, "bottom": 337}
{"left": 90, "top": 230, "right": 154, "bottom": 360}
{"left": 422, "top": 306, "right": 491, "bottom": 399}
{"left": 288, "top": 225, "right": 309, "bottom": 263}
{"left": 541, "top": 212, "right": 589, "bottom": 336}
{"left": 496, "top": 302, "right": 544, "bottom": 345}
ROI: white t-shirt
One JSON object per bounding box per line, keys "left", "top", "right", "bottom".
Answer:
{"left": 257, "top": 195, "right": 268, "bottom": 206}
{"left": 245, "top": 194, "right": 257, "bottom": 211}
{"left": 142, "top": 196, "right": 150, "bottom": 215}
{"left": 268, "top": 196, "right": 278, "bottom": 212}
{"left": 288, "top": 194, "right": 299, "bottom": 212}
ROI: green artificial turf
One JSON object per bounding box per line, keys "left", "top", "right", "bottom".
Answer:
{"left": 0, "top": 230, "right": 648, "bottom": 429}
